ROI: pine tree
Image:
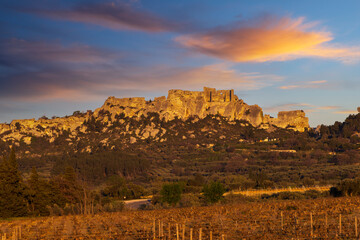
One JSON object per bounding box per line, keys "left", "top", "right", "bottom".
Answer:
{"left": 0, "top": 148, "right": 28, "bottom": 218}
{"left": 28, "top": 167, "right": 55, "bottom": 216}
{"left": 56, "top": 166, "right": 82, "bottom": 204}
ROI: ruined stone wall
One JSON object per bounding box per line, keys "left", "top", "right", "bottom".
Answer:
{"left": 167, "top": 89, "right": 203, "bottom": 101}
{"left": 203, "top": 87, "right": 234, "bottom": 102}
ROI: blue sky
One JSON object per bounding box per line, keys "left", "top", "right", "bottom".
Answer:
{"left": 1, "top": 0, "right": 360, "bottom": 126}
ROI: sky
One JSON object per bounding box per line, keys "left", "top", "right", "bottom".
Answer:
{"left": 1, "top": 0, "right": 360, "bottom": 126}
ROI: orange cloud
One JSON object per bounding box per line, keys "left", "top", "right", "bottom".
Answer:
{"left": 279, "top": 80, "right": 328, "bottom": 90}
{"left": 334, "top": 110, "right": 358, "bottom": 114}
{"left": 176, "top": 16, "right": 360, "bottom": 63}
{"left": 317, "top": 106, "right": 339, "bottom": 110}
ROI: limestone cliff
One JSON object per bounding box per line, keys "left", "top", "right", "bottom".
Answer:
{"left": 0, "top": 87, "right": 309, "bottom": 146}
{"left": 267, "top": 110, "right": 309, "bottom": 132}
{"left": 94, "top": 87, "right": 309, "bottom": 131}
{"left": 0, "top": 115, "right": 88, "bottom": 144}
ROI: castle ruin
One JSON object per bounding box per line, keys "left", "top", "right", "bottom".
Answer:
{"left": 203, "top": 87, "right": 235, "bottom": 102}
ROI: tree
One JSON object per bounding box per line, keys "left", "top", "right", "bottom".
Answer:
{"left": 249, "top": 170, "right": 269, "bottom": 188}
{"left": 160, "top": 183, "right": 182, "bottom": 206}
{"left": 28, "top": 167, "right": 64, "bottom": 216}
{"left": 56, "top": 166, "right": 82, "bottom": 204}
{"left": 101, "top": 175, "right": 128, "bottom": 199}
{"left": 0, "top": 148, "right": 28, "bottom": 218}
{"left": 202, "top": 181, "right": 225, "bottom": 204}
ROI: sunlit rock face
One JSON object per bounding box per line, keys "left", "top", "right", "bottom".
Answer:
{"left": 0, "top": 87, "right": 309, "bottom": 145}
{"left": 269, "top": 110, "right": 309, "bottom": 132}
{"left": 95, "top": 87, "right": 309, "bottom": 131}
{"left": 358, "top": 107, "right": 360, "bottom": 113}
{"left": 0, "top": 115, "right": 88, "bottom": 144}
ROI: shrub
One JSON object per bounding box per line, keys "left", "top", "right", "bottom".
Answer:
{"left": 179, "top": 193, "right": 201, "bottom": 207}
{"left": 203, "top": 181, "right": 225, "bottom": 203}
{"left": 331, "top": 178, "right": 360, "bottom": 197}
{"left": 160, "top": 183, "right": 182, "bottom": 206}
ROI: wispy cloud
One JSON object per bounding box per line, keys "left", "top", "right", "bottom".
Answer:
{"left": 264, "top": 103, "right": 358, "bottom": 116}
{"left": 175, "top": 15, "right": 360, "bottom": 63}
{"left": 0, "top": 38, "right": 115, "bottom": 65}
{"left": 317, "top": 106, "right": 340, "bottom": 110}
{"left": 1, "top": 64, "right": 283, "bottom": 102}
{"left": 23, "top": 2, "right": 180, "bottom": 32}
{"left": 264, "top": 103, "right": 314, "bottom": 113}
{"left": 279, "top": 80, "right": 329, "bottom": 90}
{"left": 334, "top": 110, "right": 358, "bottom": 114}
{"left": 0, "top": 38, "right": 283, "bottom": 102}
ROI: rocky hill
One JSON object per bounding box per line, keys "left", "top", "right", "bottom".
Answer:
{"left": 0, "top": 87, "right": 308, "bottom": 150}
{"left": 95, "top": 87, "right": 308, "bottom": 131}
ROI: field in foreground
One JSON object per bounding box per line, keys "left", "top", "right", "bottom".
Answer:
{"left": 1, "top": 197, "right": 360, "bottom": 239}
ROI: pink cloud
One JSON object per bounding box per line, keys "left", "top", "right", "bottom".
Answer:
{"left": 32, "top": 2, "right": 178, "bottom": 32}
{"left": 279, "top": 80, "right": 328, "bottom": 90}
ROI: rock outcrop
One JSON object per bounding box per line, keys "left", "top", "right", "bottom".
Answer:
{"left": 0, "top": 86, "right": 309, "bottom": 146}
{"left": 0, "top": 115, "right": 88, "bottom": 144}
{"left": 267, "top": 110, "right": 309, "bottom": 131}
{"left": 95, "top": 87, "right": 309, "bottom": 131}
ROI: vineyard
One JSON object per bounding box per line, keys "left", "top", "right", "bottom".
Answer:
{"left": 2, "top": 196, "right": 360, "bottom": 239}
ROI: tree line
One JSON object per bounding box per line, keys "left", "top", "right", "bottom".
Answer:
{"left": 0, "top": 148, "right": 146, "bottom": 218}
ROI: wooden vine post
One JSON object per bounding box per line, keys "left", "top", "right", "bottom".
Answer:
{"left": 310, "top": 212, "right": 313, "bottom": 238}
{"left": 356, "top": 216, "right": 358, "bottom": 238}
{"left": 339, "top": 214, "right": 342, "bottom": 235}
{"left": 168, "top": 223, "right": 171, "bottom": 240}
{"left": 176, "top": 224, "right": 179, "bottom": 240}
{"left": 153, "top": 219, "right": 156, "bottom": 240}
{"left": 182, "top": 224, "right": 185, "bottom": 240}
{"left": 158, "top": 220, "right": 161, "bottom": 238}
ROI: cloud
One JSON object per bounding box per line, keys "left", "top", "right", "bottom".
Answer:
{"left": 0, "top": 60, "right": 283, "bottom": 102}
{"left": 0, "top": 38, "right": 284, "bottom": 102}
{"left": 334, "top": 110, "right": 358, "bottom": 114}
{"left": 265, "top": 103, "right": 357, "bottom": 116}
{"left": 279, "top": 80, "right": 328, "bottom": 90}
{"left": 133, "top": 64, "right": 283, "bottom": 91}
{"left": 25, "top": 2, "right": 179, "bottom": 32}
{"left": 175, "top": 15, "right": 360, "bottom": 63}
{"left": 317, "top": 106, "right": 340, "bottom": 110}
{"left": 264, "top": 103, "right": 314, "bottom": 113}
{"left": 0, "top": 38, "right": 115, "bottom": 66}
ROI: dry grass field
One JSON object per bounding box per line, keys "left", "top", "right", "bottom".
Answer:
{"left": 226, "top": 185, "right": 332, "bottom": 197}
{"left": 2, "top": 196, "right": 360, "bottom": 239}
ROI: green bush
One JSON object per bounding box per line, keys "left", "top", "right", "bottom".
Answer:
{"left": 203, "top": 181, "right": 225, "bottom": 203}
{"left": 160, "top": 183, "right": 182, "bottom": 206}
{"left": 179, "top": 193, "right": 201, "bottom": 207}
